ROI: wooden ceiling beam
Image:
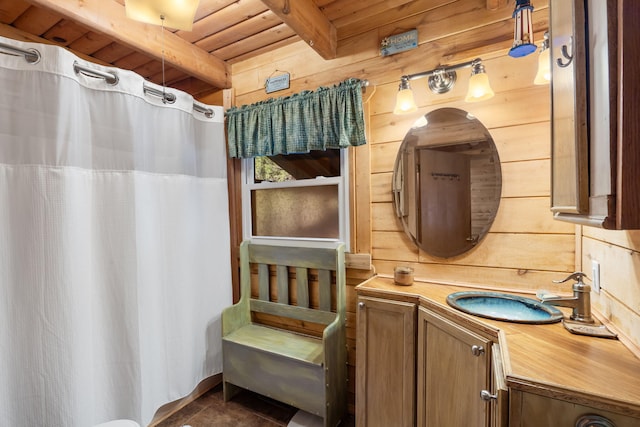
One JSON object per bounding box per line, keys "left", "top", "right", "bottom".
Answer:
{"left": 25, "top": 0, "right": 230, "bottom": 89}
{"left": 261, "top": 0, "right": 336, "bottom": 60}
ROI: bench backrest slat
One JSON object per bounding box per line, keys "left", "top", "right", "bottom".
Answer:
{"left": 318, "top": 269, "right": 332, "bottom": 311}
{"left": 296, "top": 267, "right": 310, "bottom": 308}
{"left": 249, "top": 244, "right": 337, "bottom": 270}
{"left": 250, "top": 299, "right": 336, "bottom": 325}
{"left": 276, "top": 265, "right": 289, "bottom": 304}
{"left": 258, "top": 263, "right": 270, "bottom": 300}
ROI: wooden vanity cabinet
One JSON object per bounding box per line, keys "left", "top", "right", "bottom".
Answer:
{"left": 510, "top": 390, "right": 640, "bottom": 427}
{"left": 550, "top": 0, "right": 640, "bottom": 229}
{"left": 489, "top": 345, "right": 508, "bottom": 427}
{"left": 416, "top": 307, "right": 504, "bottom": 427}
{"left": 355, "top": 279, "right": 640, "bottom": 426}
{"left": 355, "top": 296, "right": 416, "bottom": 427}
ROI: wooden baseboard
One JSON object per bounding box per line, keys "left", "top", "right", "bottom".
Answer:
{"left": 148, "top": 374, "right": 222, "bottom": 426}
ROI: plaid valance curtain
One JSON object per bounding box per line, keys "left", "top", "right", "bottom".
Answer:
{"left": 226, "top": 78, "right": 367, "bottom": 158}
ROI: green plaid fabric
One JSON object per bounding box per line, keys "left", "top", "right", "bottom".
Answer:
{"left": 225, "top": 78, "right": 367, "bottom": 158}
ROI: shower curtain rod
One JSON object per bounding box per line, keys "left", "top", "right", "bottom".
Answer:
{"left": 0, "top": 41, "right": 215, "bottom": 118}
{"left": 73, "top": 61, "right": 119, "bottom": 85}
{"left": 142, "top": 84, "right": 214, "bottom": 118}
{"left": 0, "top": 41, "right": 40, "bottom": 63}
{"left": 193, "top": 103, "right": 215, "bottom": 118}
{"left": 143, "top": 84, "right": 177, "bottom": 104}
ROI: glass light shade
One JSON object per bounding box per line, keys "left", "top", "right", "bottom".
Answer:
{"left": 465, "top": 72, "right": 495, "bottom": 102}
{"left": 394, "top": 88, "right": 418, "bottom": 114}
{"left": 534, "top": 47, "right": 551, "bottom": 85}
{"left": 125, "top": 0, "right": 200, "bottom": 31}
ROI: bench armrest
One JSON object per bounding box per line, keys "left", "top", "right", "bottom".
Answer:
{"left": 222, "top": 298, "right": 250, "bottom": 336}
{"left": 322, "top": 314, "right": 346, "bottom": 363}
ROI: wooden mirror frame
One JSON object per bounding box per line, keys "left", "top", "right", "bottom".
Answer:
{"left": 392, "top": 107, "right": 502, "bottom": 258}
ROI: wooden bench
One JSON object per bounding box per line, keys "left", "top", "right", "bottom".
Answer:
{"left": 221, "top": 241, "right": 347, "bottom": 427}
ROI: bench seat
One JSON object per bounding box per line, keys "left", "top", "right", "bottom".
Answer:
{"left": 223, "top": 324, "right": 323, "bottom": 365}
{"left": 221, "top": 241, "right": 347, "bottom": 427}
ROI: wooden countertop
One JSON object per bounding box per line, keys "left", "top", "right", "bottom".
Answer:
{"left": 356, "top": 276, "right": 640, "bottom": 418}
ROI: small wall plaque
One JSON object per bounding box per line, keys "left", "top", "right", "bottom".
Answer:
{"left": 380, "top": 29, "right": 419, "bottom": 57}
{"left": 265, "top": 72, "right": 290, "bottom": 94}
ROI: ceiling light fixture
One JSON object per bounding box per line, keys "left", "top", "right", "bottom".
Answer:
{"left": 124, "top": 0, "right": 200, "bottom": 31}
{"left": 393, "top": 58, "right": 495, "bottom": 114}
{"left": 509, "top": 0, "right": 537, "bottom": 58}
{"left": 534, "top": 31, "right": 551, "bottom": 85}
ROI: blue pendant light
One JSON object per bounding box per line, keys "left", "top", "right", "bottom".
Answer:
{"left": 509, "top": 0, "right": 537, "bottom": 58}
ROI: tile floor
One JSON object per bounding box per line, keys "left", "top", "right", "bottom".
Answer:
{"left": 154, "top": 384, "right": 355, "bottom": 427}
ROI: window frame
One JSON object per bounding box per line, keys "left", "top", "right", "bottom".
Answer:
{"left": 241, "top": 148, "right": 350, "bottom": 251}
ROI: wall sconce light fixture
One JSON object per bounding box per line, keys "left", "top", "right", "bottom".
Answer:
{"left": 393, "top": 58, "right": 494, "bottom": 114}
{"left": 124, "top": 0, "right": 200, "bottom": 31}
{"left": 533, "top": 31, "right": 551, "bottom": 85}
{"left": 465, "top": 62, "right": 495, "bottom": 102}
{"left": 509, "top": 0, "right": 536, "bottom": 58}
{"left": 393, "top": 79, "right": 418, "bottom": 115}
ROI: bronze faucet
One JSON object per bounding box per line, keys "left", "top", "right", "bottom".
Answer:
{"left": 539, "top": 272, "right": 594, "bottom": 323}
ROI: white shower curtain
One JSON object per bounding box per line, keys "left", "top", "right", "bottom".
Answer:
{"left": 0, "top": 36, "right": 232, "bottom": 426}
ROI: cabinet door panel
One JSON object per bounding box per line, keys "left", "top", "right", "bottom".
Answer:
{"left": 490, "top": 344, "right": 508, "bottom": 427}
{"left": 356, "top": 296, "right": 416, "bottom": 427}
{"left": 550, "top": 0, "right": 640, "bottom": 228}
{"left": 417, "top": 307, "right": 491, "bottom": 427}
{"left": 511, "top": 390, "right": 640, "bottom": 427}
{"left": 550, "top": 0, "right": 589, "bottom": 214}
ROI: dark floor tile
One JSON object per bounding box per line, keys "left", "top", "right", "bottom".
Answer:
{"left": 154, "top": 400, "right": 206, "bottom": 426}
{"left": 154, "top": 389, "right": 218, "bottom": 427}
{"left": 227, "top": 390, "right": 297, "bottom": 424}
{"left": 155, "top": 384, "right": 355, "bottom": 427}
{"left": 185, "top": 402, "right": 283, "bottom": 427}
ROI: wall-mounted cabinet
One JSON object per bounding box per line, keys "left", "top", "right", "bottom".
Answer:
{"left": 550, "top": 0, "right": 640, "bottom": 229}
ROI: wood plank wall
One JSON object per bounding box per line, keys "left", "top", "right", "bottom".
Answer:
{"left": 230, "top": 0, "right": 572, "bottom": 412}
{"left": 228, "top": 0, "right": 637, "bottom": 411}
{"left": 581, "top": 228, "right": 640, "bottom": 352}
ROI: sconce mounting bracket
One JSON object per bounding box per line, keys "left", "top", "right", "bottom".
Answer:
{"left": 428, "top": 70, "right": 457, "bottom": 94}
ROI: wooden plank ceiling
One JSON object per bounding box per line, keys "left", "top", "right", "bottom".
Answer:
{"left": 0, "top": 0, "right": 509, "bottom": 98}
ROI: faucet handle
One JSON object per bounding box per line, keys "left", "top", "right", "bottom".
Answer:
{"left": 553, "top": 272, "right": 587, "bottom": 284}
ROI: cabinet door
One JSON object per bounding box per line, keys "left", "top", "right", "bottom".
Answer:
{"left": 510, "top": 390, "right": 640, "bottom": 427}
{"left": 549, "top": 0, "right": 589, "bottom": 215}
{"left": 356, "top": 296, "right": 416, "bottom": 427}
{"left": 417, "top": 307, "right": 491, "bottom": 427}
{"left": 489, "top": 344, "right": 508, "bottom": 427}
{"left": 550, "top": 0, "right": 640, "bottom": 228}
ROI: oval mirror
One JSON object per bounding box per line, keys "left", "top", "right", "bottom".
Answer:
{"left": 392, "top": 107, "right": 502, "bottom": 258}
